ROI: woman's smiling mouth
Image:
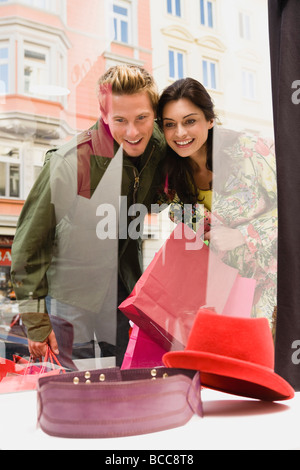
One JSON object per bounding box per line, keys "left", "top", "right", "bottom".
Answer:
{"left": 174, "top": 138, "right": 194, "bottom": 147}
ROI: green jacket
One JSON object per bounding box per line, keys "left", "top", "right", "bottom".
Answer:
{"left": 11, "top": 119, "right": 166, "bottom": 341}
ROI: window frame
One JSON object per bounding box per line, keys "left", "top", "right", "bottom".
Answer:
{"left": 239, "top": 11, "right": 251, "bottom": 40}
{"left": 0, "top": 42, "right": 9, "bottom": 96}
{"left": 166, "top": 0, "right": 182, "bottom": 18}
{"left": 23, "top": 42, "right": 50, "bottom": 96}
{"left": 0, "top": 0, "right": 59, "bottom": 13}
{"left": 168, "top": 48, "right": 185, "bottom": 80}
{"left": 0, "top": 20, "right": 69, "bottom": 102}
{"left": 200, "top": 0, "right": 215, "bottom": 28}
{"left": 21, "top": 0, "right": 56, "bottom": 11}
{"left": 0, "top": 147, "right": 22, "bottom": 200}
{"left": 202, "top": 58, "right": 218, "bottom": 90}
{"left": 112, "top": 0, "right": 132, "bottom": 45}
{"left": 242, "top": 68, "right": 256, "bottom": 100}
{"left": 16, "top": 31, "right": 69, "bottom": 104}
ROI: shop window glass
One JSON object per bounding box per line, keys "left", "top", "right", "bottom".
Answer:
{"left": 0, "top": 0, "right": 277, "bottom": 400}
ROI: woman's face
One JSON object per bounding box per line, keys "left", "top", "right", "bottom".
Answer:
{"left": 162, "top": 98, "right": 214, "bottom": 160}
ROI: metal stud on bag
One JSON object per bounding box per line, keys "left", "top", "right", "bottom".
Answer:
{"left": 72, "top": 371, "right": 91, "bottom": 384}
{"left": 72, "top": 370, "right": 168, "bottom": 385}
{"left": 73, "top": 372, "right": 106, "bottom": 384}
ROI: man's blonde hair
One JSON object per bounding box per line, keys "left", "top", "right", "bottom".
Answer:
{"left": 98, "top": 65, "right": 159, "bottom": 113}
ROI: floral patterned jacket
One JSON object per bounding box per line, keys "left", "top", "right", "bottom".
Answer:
{"left": 166, "top": 130, "right": 278, "bottom": 321}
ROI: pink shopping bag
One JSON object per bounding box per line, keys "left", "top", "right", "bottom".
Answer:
{"left": 121, "top": 323, "right": 166, "bottom": 369}
{"left": 119, "top": 223, "right": 256, "bottom": 351}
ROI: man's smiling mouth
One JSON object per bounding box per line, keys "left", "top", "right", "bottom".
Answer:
{"left": 125, "top": 138, "right": 143, "bottom": 145}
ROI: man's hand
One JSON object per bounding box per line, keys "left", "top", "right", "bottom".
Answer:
{"left": 28, "top": 330, "right": 59, "bottom": 360}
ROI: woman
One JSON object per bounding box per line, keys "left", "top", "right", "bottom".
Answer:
{"left": 157, "top": 78, "right": 278, "bottom": 327}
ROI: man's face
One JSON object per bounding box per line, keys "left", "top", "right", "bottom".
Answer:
{"left": 102, "top": 91, "right": 155, "bottom": 157}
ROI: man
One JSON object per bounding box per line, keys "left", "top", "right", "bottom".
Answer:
{"left": 11, "top": 65, "right": 166, "bottom": 367}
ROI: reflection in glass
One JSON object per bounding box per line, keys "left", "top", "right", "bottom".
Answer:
{"left": 0, "top": 0, "right": 277, "bottom": 396}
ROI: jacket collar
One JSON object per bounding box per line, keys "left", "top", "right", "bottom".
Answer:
{"left": 89, "top": 119, "right": 116, "bottom": 159}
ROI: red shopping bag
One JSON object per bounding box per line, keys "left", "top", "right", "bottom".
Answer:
{"left": 0, "top": 347, "right": 65, "bottom": 393}
{"left": 121, "top": 323, "right": 166, "bottom": 369}
{"left": 119, "top": 223, "right": 256, "bottom": 350}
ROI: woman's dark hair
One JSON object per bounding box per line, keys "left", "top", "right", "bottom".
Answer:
{"left": 157, "top": 78, "right": 216, "bottom": 204}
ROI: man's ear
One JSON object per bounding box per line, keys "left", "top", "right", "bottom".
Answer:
{"left": 100, "top": 105, "right": 108, "bottom": 124}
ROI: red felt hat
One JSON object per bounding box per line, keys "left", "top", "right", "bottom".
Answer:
{"left": 163, "top": 309, "right": 294, "bottom": 401}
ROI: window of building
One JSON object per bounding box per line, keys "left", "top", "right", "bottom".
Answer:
{"left": 0, "top": 0, "right": 58, "bottom": 12}
{"left": 112, "top": 1, "right": 131, "bottom": 44}
{"left": 22, "top": 0, "right": 47, "bottom": 8}
{"left": 168, "top": 49, "right": 184, "bottom": 80}
{"left": 242, "top": 69, "right": 256, "bottom": 100}
{"left": 167, "top": 0, "right": 181, "bottom": 17}
{"left": 23, "top": 43, "right": 49, "bottom": 95}
{"left": 200, "top": 0, "right": 214, "bottom": 28}
{"left": 239, "top": 11, "right": 251, "bottom": 40}
{"left": 0, "top": 146, "right": 21, "bottom": 199}
{"left": 0, "top": 45, "right": 9, "bottom": 95}
{"left": 0, "top": 25, "right": 68, "bottom": 101}
{"left": 202, "top": 58, "right": 217, "bottom": 90}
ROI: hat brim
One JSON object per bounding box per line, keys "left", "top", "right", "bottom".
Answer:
{"left": 163, "top": 350, "right": 294, "bottom": 401}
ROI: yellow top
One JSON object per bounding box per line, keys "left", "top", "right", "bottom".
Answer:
{"left": 198, "top": 189, "right": 212, "bottom": 212}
